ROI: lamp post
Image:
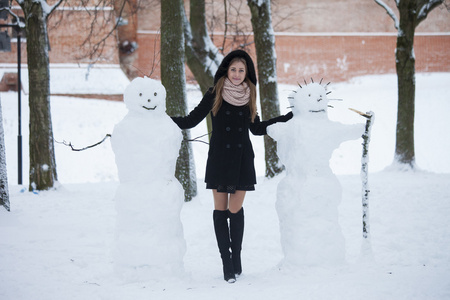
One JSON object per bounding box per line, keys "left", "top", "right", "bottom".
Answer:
{"left": 16, "top": 27, "right": 22, "bottom": 185}
{"left": 0, "top": 22, "right": 22, "bottom": 185}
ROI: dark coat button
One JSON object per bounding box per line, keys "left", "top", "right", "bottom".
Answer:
{"left": 226, "top": 144, "right": 231, "bottom": 149}
{"left": 226, "top": 110, "right": 231, "bottom": 115}
{"left": 238, "top": 111, "right": 243, "bottom": 116}
{"left": 237, "top": 144, "right": 242, "bottom": 148}
{"left": 238, "top": 127, "right": 243, "bottom": 132}
{"left": 226, "top": 127, "right": 231, "bottom": 131}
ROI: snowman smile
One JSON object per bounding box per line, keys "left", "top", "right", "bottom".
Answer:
{"left": 309, "top": 109, "right": 326, "bottom": 113}
{"left": 142, "top": 105, "right": 157, "bottom": 110}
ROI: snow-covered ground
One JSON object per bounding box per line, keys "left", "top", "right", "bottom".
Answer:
{"left": 1, "top": 70, "right": 449, "bottom": 299}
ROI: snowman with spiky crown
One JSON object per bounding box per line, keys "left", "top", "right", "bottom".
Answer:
{"left": 111, "top": 77, "right": 186, "bottom": 282}
{"left": 267, "top": 80, "right": 363, "bottom": 267}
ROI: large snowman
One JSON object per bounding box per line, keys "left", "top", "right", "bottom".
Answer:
{"left": 267, "top": 81, "right": 363, "bottom": 267}
{"left": 111, "top": 77, "right": 186, "bottom": 282}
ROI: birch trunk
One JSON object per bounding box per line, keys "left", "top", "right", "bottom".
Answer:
{"left": 361, "top": 112, "right": 374, "bottom": 239}
{"left": 0, "top": 97, "right": 9, "bottom": 211}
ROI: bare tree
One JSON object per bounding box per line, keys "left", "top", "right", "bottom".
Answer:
{"left": 161, "top": 0, "right": 197, "bottom": 201}
{"left": 374, "top": 0, "right": 445, "bottom": 168}
{"left": 247, "top": 0, "right": 282, "bottom": 177}
{"left": 15, "top": 0, "right": 64, "bottom": 191}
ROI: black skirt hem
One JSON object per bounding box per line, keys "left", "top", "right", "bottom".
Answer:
{"left": 206, "top": 183, "right": 255, "bottom": 194}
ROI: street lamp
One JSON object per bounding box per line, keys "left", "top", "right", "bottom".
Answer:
{"left": 0, "top": 3, "right": 23, "bottom": 185}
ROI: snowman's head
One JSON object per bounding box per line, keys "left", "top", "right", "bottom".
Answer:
{"left": 123, "top": 77, "right": 167, "bottom": 114}
{"left": 288, "top": 82, "right": 329, "bottom": 115}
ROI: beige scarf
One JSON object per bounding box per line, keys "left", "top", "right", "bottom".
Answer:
{"left": 222, "top": 78, "right": 250, "bottom": 106}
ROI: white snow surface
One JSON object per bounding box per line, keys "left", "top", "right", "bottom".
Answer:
{"left": 0, "top": 72, "right": 449, "bottom": 299}
{"left": 0, "top": 64, "right": 129, "bottom": 95}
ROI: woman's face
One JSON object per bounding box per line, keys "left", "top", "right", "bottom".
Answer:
{"left": 227, "top": 60, "right": 247, "bottom": 85}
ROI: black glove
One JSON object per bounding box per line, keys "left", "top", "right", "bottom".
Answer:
{"left": 280, "top": 111, "right": 293, "bottom": 122}
{"left": 266, "top": 111, "right": 293, "bottom": 127}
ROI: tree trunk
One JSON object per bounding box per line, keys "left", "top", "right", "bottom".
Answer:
{"left": 184, "top": 0, "right": 223, "bottom": 139}
{"left": 21, "top": 1, "right": 58, "bottom": 191}
{"left": 161, "top": 0, "right": 197, "bottom": 201}
{"left": 394, "top": 1, "right": 417, "bottom": 167}
{"left": 360, "top": 111, "right": 374, "bottom": 239}
{"left": 185, "top": 0, "right": 221, "bottom": 93}
{"left": 374, "top": 0, "right": 444, "bottom": 169}
{"left": 0, "top": 97, "right": 10, "bottom": 211}
{"left": 247, "top": 0, "right": 282, "bottom": 178}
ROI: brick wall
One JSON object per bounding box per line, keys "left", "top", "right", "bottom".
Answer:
{"left": 1, "top": 1, "right": 449, "bottom": 86}
{"left": 135, "top": 31, "right": 450, "bottom": 84}
{"left": 0, "top": 7, "right": 118, "bottom": 66}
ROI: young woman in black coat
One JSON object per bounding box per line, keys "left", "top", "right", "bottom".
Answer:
{"left": 171, "top": 50, "right": 292, "bottom": 283}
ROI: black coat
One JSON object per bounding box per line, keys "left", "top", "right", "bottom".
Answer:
{"left": 171, "top": 89, "right": 291, "bottom": 187}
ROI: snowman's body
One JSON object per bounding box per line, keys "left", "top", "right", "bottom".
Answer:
{"left": 268, "top": 82, "right": 363, "bottom": 267}
{"left": 111, "top": 77, "right": 185, "bottom": 281}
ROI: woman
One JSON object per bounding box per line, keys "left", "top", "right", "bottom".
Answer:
{"left": 171, "top": 50, "right": 292, "bottom": 283}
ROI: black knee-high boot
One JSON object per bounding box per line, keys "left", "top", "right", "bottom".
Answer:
{"left": 213, "top": 210, "right": 236, "bottom": 283}
{"left": 229, "top": 207, "right": 244, "bottom": 276}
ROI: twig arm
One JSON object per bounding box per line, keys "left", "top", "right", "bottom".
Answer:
{"left": 56, "top": 134, "right": 112, "bottom": 152}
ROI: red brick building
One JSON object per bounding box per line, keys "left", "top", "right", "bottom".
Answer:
{"left": 1, "top": 0, "right": 449, "bottom": 89}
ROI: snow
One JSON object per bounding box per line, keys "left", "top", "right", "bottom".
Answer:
{"left": 1, "top": 71, "right": 450, "bottom": 299}
{"left": 0, "top": 64, "right": 129, "bottom": 95}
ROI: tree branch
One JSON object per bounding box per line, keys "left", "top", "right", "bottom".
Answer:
{"left": 374, "top": 0, "right": 399, "bottom": 30}
{"left": 221, "top": 0, "right": 228, "bottom": 52}
{"left": 48, "top": 0, "right": 64, "bottom": 16}
{"left": 349, "top": 108, "right": 373, "bottom": 119}
{"left": 75, "top": 0, "right": 128, "bottom": 63}
{"left": 184, "top": 132, "right": 211, "bottom": 145}
{"left": 0, "top": 7, "right": 25, "bottom": 27}
{"left": 56, "top": 134, "right": 111, "bottom": 151}
{"left": 417, "top": 0, "right": 444, "bottom": 25}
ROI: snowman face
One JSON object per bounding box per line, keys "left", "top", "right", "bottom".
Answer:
{"left": 123, "top": 77, "right": 167, "bottom": 114}
{"left": 289, "top": 82, "right": 329, "bottom": 115}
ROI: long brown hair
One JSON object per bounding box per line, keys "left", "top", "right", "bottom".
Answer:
{"left": 212, "top": 57, "right": 257, "bottom": 122}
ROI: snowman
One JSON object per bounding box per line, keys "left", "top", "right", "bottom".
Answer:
{"left": 267, "top": 81, "right": 363, "bottom": 267}
{"left": 111, "top": 77, "right": 186, "bottom": 281}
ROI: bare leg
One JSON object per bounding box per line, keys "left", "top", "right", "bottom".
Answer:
{"left": 213, "top": 190, "right": 229, "bottom": 211}
{"left": 213, "top": 190, "right": 246, "bottom": 212}
{"left": 229, "top": 190, "right": 246, "bottom": 213}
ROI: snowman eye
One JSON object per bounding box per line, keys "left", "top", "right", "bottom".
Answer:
{"left": 148, "top": 99, "right": 151, "bottom": 102}
{"left": 154, "top": 92, "right": 157, "bottom": 96}
{"left": 139, "top": 93, "right": 142, "bottom": 96}
{"left": 308, "top": 94, "right": 311, "bottom": 97}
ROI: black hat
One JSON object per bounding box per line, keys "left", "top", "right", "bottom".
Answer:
{"left": 213, "top": 50, "right": 257, "bottom": 86}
